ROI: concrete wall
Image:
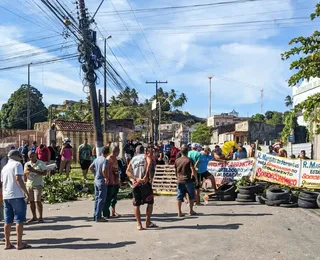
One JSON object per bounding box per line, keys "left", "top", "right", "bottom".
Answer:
{"left": 248, "top": 122, "right": 284, "bottom": 144}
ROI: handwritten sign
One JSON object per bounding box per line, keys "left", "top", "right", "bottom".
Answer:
{"left": 300, "top": 159, "right": 320, "bottom": 189}
{"left": 254, "top": 152, "right": 301, "bottom": 187}
{"left": 207, "top": 159, "right": 255, "bottom": 185}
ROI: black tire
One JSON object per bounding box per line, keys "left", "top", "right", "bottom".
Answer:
{"left": 280, "top": 202, "right": 298, "bottom": 208}
{"left": 236, "top": 198, "right": 256, "bottom": 203}
{"left": 238, "top": 185, "right": 258, "bottom": 195}
{"left": 317, "top": 194, "right": 320, "bottom": 208}
{"left": 299, "top": 191, "right": 320, "bottom": 199}
{"left": 237, "top": 193, "right": 255, "bottom": 200}
{"left": 256, "top": 195, "right": 265, "bottom": 204}
{"left": 265, "top": 200, "right": 280, "bottom": 206}
{"left": 220, "top": 194, "right": 236, "bottom": 201}
{"left": 298, "top": 195, "right": 317, "bottom": 203}
{"left": 298, "top": 198, "right": 318, "bottom": 209}
{"left": 266, "top": 188, "right": 290, "bottom": 201}
{"left": 217, "top": 183, "right": 236, "bottom": 195}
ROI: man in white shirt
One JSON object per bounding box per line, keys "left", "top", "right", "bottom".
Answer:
{"left": 1, "top": 150, "right": 30, "bottom": 250}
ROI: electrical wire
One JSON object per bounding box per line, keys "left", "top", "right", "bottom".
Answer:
{"left": 110, "top": 0, "right": 157, "bottom": 77}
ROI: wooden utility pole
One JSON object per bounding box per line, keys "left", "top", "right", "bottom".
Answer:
{"left": 146, "top": 80, "right": 167, "bottom": 143}
{"left": 27, "top": 63, "right": 31, "bottom": 130}
{"left": 78, "top": 0, "right": 103, "bottom": 153}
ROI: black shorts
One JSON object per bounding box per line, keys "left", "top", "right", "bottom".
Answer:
{"left": 198, "top": 171, "right": 212, "bottom": 182}
{"left": 132, "top": 182, "right": 154, "bottom": 207}
{"left": 80, "top": 160, "right": 91, "bottom": 170}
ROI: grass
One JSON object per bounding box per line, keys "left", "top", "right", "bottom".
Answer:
{"left": 67, "top": 164, "right": 132, "bottom": 200}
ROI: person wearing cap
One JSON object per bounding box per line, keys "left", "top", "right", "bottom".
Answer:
{"left": 24, "top": 151, "right": 48, "bottom": 223}
{"left": 188, "top": 143, "right": 202, "bottom": 205}
{"left": 1, "top": 150, "right": 31, "bottom": 250}
{"left": 196, "top": 146, "right": 217, "bottom": 194}
{"left": 126, "top": 145, "right": 157, "bottom": 230}
{"left": 89, "top": 146, "right": 110, "bottom": 222}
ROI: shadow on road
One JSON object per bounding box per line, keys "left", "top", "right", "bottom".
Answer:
{"left": 27, "top": 237, "right": 98, "bottom": 244}
{"left": 44, "top": 216, "right": 92, "bottom": 223}
{"left": 32, "top": 240, "right": 136, "bottom": 250}
{"left": 25, "top": 224, "right": 92, "bottom": 231}
{"left": 161, "top": 223, "right": 243, "bottom": 230}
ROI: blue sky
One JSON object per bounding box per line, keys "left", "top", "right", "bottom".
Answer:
{"left": 0, "top": 0, "right": 319, "bottom": 119}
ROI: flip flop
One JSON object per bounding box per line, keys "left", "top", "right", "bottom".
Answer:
{"left": 26, "top": 218, "right": 37, "bottom": 224}
{"left": 137, "top": 225, "right": 144, "bottom": 231}
{"left": 4, "top": 243, "right": 15, "bottom": 250}
{"left": 17, "top": 242, "right": 32, "bottom": 250}
{"left": 189, "top": 211, "right": 197, "bottom": 216}
{"left": 177, "top": 213, "right": 185, "bottom": 218}
{"left": 96, "top": 218, "right": 108, "bottom": 223}
{"left": 146, "top": 222, "right": 158, "bottom": 228}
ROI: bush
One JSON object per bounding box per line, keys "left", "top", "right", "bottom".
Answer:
{"left": 42, "top": 175, "right": 82, "bottom": 204}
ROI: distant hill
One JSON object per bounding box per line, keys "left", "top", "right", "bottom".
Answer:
{"left": 164, "top": 110, "right": 206, "bottom": 126}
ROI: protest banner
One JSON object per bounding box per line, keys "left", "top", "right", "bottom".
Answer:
{"left": 300, "top": 159, "right": 320, "bottom": 189}
{"left": 254, "top": 152, "right": 301, "bottom": 187}
{"left": 207, "top": 158, "right": 255, "bottom": 185}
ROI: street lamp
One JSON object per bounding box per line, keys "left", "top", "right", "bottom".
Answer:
{"left": 99, "top": 35, "right": 112, "bottom": 132}
{"left": 208, "top": 76, "right": 213, "bottom": 117}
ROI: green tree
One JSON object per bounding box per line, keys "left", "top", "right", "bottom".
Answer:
{"left": 265, "top": 111, "right": 274, "bottom": 120}
{"left": 281, "top": 4, "right": 320, "bottom": 135}
{"left": 284, "top": 95, "right": 293, "bottom": 108}
{"left": 0, "top": 85, "right": 47, "bottom": 129}
{"left": 266, "top": 112, "right": 283, "bottom": 125}
{"left": 191, "top": 123, "right": 211, "bottom": 145}
{"left": 250, "top": 113, "right": 265, "bottom": 122}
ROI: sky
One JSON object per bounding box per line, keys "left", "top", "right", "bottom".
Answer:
{"left": 0, "top": 0, "right": 319, "bottom": 121}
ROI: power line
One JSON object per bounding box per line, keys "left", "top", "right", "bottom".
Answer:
{"left": 125, "top": 0, "right": 165, "bottom": 78}
{"left": 110, "top": 0, "right": 157, "bottom": 76}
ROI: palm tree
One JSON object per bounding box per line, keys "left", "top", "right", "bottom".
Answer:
{"left": 285, "top": 95, "right": 293, "bottom": 108}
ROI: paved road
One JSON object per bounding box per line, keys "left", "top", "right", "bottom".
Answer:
{"left": 0, "top": 197, "right": 319, "bottom": 260}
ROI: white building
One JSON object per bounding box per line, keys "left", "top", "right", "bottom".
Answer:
{"left": 293, "top": 77, "right": 320, "bottom": 126}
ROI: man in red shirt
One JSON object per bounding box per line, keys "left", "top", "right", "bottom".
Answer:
{"left": 168, "top": 141, "right": 180, "bottom": 165}
{"left": 36, "top": 144, "right": 51, "bottom": 164}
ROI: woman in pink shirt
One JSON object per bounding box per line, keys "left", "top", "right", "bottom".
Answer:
{"left": 59, "top": 141, "right": 73, "bottom": 178}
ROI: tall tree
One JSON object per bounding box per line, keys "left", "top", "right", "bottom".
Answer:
{"left": 191, "top": 123, "right": 211, "bottom": 145}
{"left": 284, "top": 95, "right": 293, "bottom": 108}
{"left": 250, "top": 113, "right": 265, "bottom": 122}
{"left": 265, "top": 111, "right": 274, "bottom": 120}
{"left": 281, "top": 3, "right": 320, "bottom": 86}
{"left": 0, "top": 85, "right": 47, "bottom": 129}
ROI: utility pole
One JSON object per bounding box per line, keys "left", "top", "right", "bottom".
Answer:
{"left": 103, "top": 35, "right": 112, "bottom": 132}
{"left": 78, "top": 0, "right": 103, "bottom": 154}
{"left": 27, "top": 63, "right": 31, "bottom": 130}
{"left": 146, "top": 80, "right": 167, "bottom": 143}
{"left": 208, "top": 76, "right": 212, "bottom": 117}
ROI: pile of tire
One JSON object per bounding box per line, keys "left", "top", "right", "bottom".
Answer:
{"left": 236, "top": 184, "right": 259, "bottom": 202}
{"left": 298, "top": 191, "right": 320, "bottom": 209}
{"left": 216, "top": 182, "right": 237, "bottom": 201}
{"left": 263, "top": 188, "right": 297, "bottom": 207}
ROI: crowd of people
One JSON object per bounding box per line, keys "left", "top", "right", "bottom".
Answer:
{"left": 0, "top": 137, "right": 313, "bottom": 249}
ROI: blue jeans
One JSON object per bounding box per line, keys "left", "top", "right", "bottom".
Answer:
{"left": 4, "top": 198, "right": 27, "bottom": 224}
{"left": 94, "top": 180, "right": 107, "bottom": 221}
{"left": 177, "top": 182, "right": 196, "bottom": 201}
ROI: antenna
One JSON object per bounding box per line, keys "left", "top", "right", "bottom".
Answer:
{"left": 260, "top": 89, "right": 264, "bottom": 114}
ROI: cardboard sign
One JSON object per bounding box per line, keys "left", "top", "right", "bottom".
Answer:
{"left": 254, "top": 152, "right": 301, "bottom": 187}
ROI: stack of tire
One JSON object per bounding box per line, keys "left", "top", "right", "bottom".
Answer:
{"left": 298, "top": 191, "right": 320, "bottom": 209}
{"left": 264, "top": 188, "right": 296, "bottom": 207}
{"left": 216, "top": 182, "right": 237, "bottom": 201}
{"left": 236, "top": 184, "right": 259, "bottom": 202}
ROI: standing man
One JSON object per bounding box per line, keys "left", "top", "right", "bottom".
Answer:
{"left": 78, "top": 138, "right": 92, "bottom": 180}
{"left": 168, "top": 141, "right": 180, "bottom": 165}
{"left": 175, "top": 145, "right": 198, "bottom": 217}
{"left": 18, "top": 141, "right": 29, "bottom": 165}
{"left": 188, "top": 143, "right": 201, "bottom": 204}
{"left": 103, "top": 146, "right": 121, "bottom": 219}
{"left": 30, "top": 141, "right": 38, "bottom": 153}
{"left": 36, "top": 144, "right": 51, "bottom": 164}
{"left": 126, "top": 145, "right": 157, "bottom": 230}
{"left": 1, "top": 150, "right": 30, "bottom": 250}
{"left": 196, "top": 146, "right": 217, "bottom": 193}
{"left": 24, "top": 151, "right": 47, "bottom": 223}
{"left": 89, "top": 146, "right": 109, "bottom": 222}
